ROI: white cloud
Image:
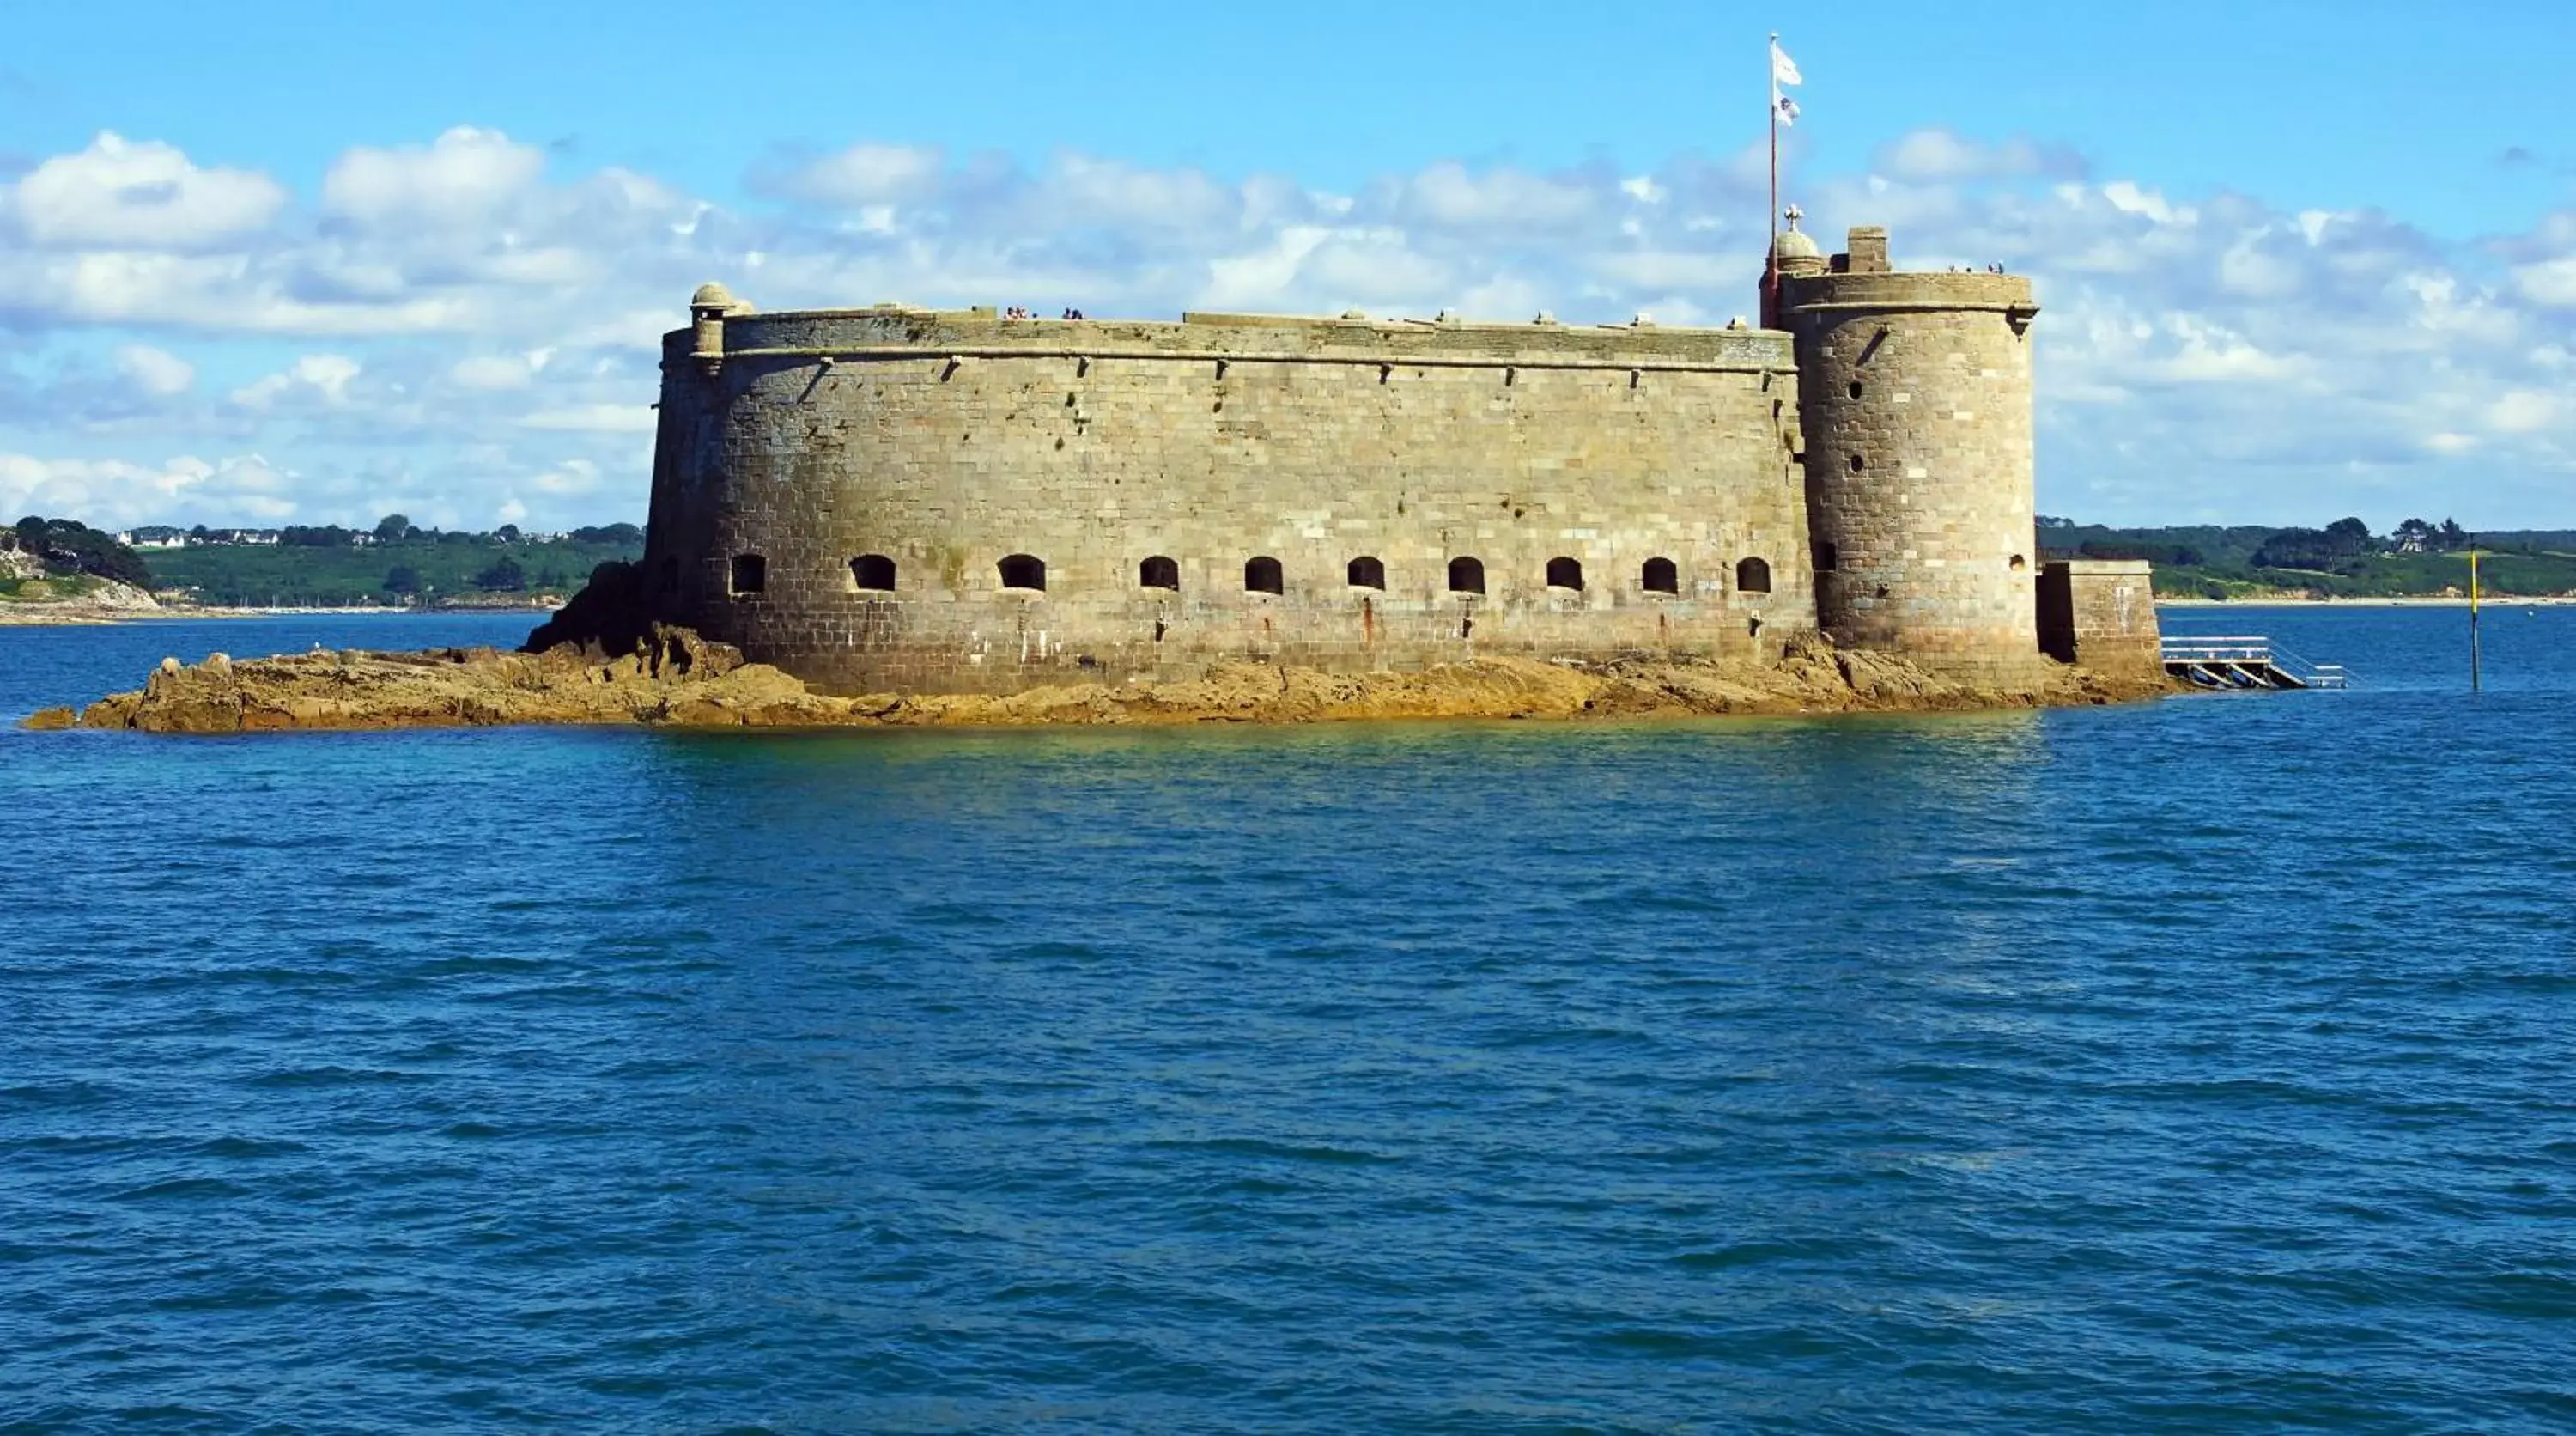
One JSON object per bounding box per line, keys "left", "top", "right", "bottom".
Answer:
{"left": 1875, "top": 129, "right": 2083, "bottom": 185}
{"left": 769, "top": 143, "right": 945, "bottom": 205}
{"left": 1388, "top": 162, "right": 1600, "bottom": 232}
{"left": 2512, "top": 255, "right": 2576, "bottom": 306}
{"left": 2487, "top": 390, "right": 2562, "bottom": 434}
{"left": 320, "top": 126, "right": 544, "bottom": 229}
{"left": 232, "top": 355, "right": 361, "bottom": 410}
{"left": 520, "top": 404, "right": 654, "bottom": 434}
{"left": 0, "top": 452, "right": 297, "bottom": 527}
{"left": 449, "top": 348, "right": 554, "bottom": 392}
{"left": 531, "top": 458, "right": 601, "bottom": 493}
{"left": 115, "top": 345, "right": 196, "bottom": 396}
{"left": 5, "top": 131, "right": 286, "bottom": 249}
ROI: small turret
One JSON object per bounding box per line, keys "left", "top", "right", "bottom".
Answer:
{"left": 690, "top": 282, "right": 741, "bottom": 376}
{"left": 1761, "top": 207, "right": 1826, "bottom": 326}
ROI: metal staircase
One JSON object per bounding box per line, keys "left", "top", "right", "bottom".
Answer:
{"left": 2160, "top": 636, "right": 2348, "bottom": 690}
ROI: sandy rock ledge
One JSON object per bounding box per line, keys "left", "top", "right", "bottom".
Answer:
{"left": 26, "top": 626, "right": 2173, "bottom": 735}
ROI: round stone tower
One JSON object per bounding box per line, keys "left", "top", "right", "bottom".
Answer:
{"left": 1781, "top": 226, "right": 2044, "bottom": 679}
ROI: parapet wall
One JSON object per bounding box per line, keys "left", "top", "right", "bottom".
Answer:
{"left": 643, "top": 305, "right": 1816, "bottom": 695}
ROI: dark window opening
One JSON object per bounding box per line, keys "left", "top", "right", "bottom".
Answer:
{"left": 1848, "top": 453, "right": 1866, "bottom": 473}
{"left": 1447, "top": 556, "right": 1485, "bottom": 595}
{"left": 2009, "top": 553, "right": 2028, "bottom": 572}
{"left": 1244, "top": 556, "right": 1283, "bottom": 594}
{"left": 1847, "top": 380, "right": 1862, "bottom": 399}
{"left": 851, "top": 553, "right": 896, "bottom": 591}
{"left": 1347, "top": 555, "right": 1386, "bottom": 590}
{"left": 998, "top": 553, "right": 1046, "bottom": 591}
{"left": 728, "top": 553, "right": 766, "bottom": 596}
{"left": 1546, "top": 556, "right": 1583, "bottom": 590}
{"left": 1139, "top": 555, "right": 1179, "bottom": 590}
{"left": 1736, "top": 557, "right": 1772, "bottom": 594}
{"left": 1814, "top": 540, "right": 1838, "bottom": 573}
{"left": 1642, "top": 557, "right": 1680, "bottom": 594}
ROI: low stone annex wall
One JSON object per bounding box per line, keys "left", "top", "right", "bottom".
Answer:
{"left": 641, "top": 306, "right": 1819, "bottom": 696}
{"left": 2037, "top": 559, "right": 2162, "bottom": 678}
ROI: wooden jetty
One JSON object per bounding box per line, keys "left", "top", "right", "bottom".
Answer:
{"left": 2160, "top": 636, "right": 2348, "bottom": 690}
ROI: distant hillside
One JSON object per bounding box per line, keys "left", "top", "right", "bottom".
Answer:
{"left": 2038, "top": 517, "right": 2576, "bottom": 599}
{"left": 150, "top": 533, "right": 642, "bottom": 607}
{"left": 2, "top": 517, "right": 162, "bottom": 612}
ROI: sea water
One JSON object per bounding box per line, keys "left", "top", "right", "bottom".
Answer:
{"left": 2, "top": 608, "right": 2570, "bottom": 1432}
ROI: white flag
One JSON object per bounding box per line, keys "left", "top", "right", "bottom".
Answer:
{"left": 1771, "top": 40, "right": 1802, "bottom": 87}
{"left": 1776, "top": 94, "right": 1800, "bottom": 128}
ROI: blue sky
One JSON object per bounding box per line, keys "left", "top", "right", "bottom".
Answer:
{"left": 3, "top": 0, "right": 2572, "bottom": 529}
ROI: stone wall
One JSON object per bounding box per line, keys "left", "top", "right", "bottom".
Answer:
{"left": 644, "top": 306, "right": 1814, "bottom": 695}
{"left": 2037, "top": 559, "right": 2163, "bottom": 678}
{"left": 1783, "top": 260, "right": 2048, "bottom": 681}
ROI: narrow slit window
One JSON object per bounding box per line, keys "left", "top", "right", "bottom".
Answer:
{"left": 1347, "top": 556, "right": 1386, "bottom": 590}
{"left": 851, "top": 553, "right": 896, "bottom": 591}
{"left": 728, "top": 553, "right": 766, "bottom": 596}
{"left": 1447, "top": 556, "right": 1485, "bottom": 595}
{"left": 1736, "top": 557, "right": 1772, "bottom": 594}
{"left": 1139, "top": 555, "right": 1180, "bottom": 590}
{"left": 998, "top": 553, "right": 1046, "bottom": 591}
{"left": 1546, "top": 557, "right": 1583, "bottom": 591}
{"left": 1244, "top": 556, "right": 1284, "bottom": 595}
{"left": 1814, "top": 540, "right": 1838, "bottom": 573}
{"left": 1642, "top": 557, "right": 1679, "bottom": 594}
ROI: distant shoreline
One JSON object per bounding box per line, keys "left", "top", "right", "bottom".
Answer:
{"left": 2158, "top": 595, "right": 2574, "bottom": 609}
{"left": 0, "top": 603, "right": 560, "bottom": 627}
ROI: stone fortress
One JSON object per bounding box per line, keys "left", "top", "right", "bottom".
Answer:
{"left": 637, "top": 222, "right": 2160, "bottom": 696}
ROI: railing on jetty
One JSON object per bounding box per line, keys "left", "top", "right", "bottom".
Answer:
{"left": 2160, "top": 636, "right": 2348, "bottom": 691}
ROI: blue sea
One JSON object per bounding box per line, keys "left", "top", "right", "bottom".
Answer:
{"left": 3, "top": 607, "right": 2570, "bottom": 1433}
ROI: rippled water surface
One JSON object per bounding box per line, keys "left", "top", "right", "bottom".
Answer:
{"left": 3, "top": 608, "right": 2572, "bottom": 1432}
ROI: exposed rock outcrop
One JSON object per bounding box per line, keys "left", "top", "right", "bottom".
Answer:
{"left": 520, "top": 559, "right": 652, "bottom": 659}
{"left": 33, "top": 627, "right": 2172, "bottom": 734}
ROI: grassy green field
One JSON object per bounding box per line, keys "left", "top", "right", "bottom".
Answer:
{"left": 0, "top": 573, "right": 118, "bottom": 602}
{"left": 146, "top": 539, "right": 642, "bottom": 608}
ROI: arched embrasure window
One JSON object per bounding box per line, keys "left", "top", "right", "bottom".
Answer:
{"left": 1642, "top": 557, "right": 1679, "bottom": 594}
{"left": 1814, "top": 540, "right": 1838, "bottom": 573}
{"left": 1244, "top": 556, "right": 1284, "bottom": 594}
{"left": 2009, "top": 553, "right": 2028, "bottom": 572}
{"left": 998, "top": 553, "right": 1046, "bottom": 591}
{"left": 1736, "top": 557, "right": 1772, "bottom": 594}
{"left": 851, "top": 553, "right": 896, "bottom": 591}
{"left": 1347, "top": 556, "right": 1386, "bottom": 590}
{"left": 1139, "top": 555, "right": 1180, "bottom": 590}
{"left": 1546, "top": 557, "right": 1583, "bottom": 591}
{"left": 1448, "top": 556, "right": 1485, "bottom": 595}
{"left": 729, "top": 553, "right": 767, "bottom": 596}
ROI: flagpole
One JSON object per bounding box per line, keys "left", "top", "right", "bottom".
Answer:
{"left": 1767, "top": 32, "right": 1780, "bottom": 327}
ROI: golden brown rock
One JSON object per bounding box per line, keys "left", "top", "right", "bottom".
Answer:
{"left": 33, "top": 626, "right": 2175, "bottom": 735}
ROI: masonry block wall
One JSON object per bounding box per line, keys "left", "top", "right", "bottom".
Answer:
{"left": 644, "top": 305, "right": 1814, "bottom": 696}
{"left": 1782, "top": 255, "right": 2049, "bottom": 682}
{"left": 2037, "top": 559, "right": 2163, "bottom": 678}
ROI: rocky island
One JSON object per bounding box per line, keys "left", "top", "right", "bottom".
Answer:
{"left": 28, "top": 590, "right": 2169, "bottom": 735}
